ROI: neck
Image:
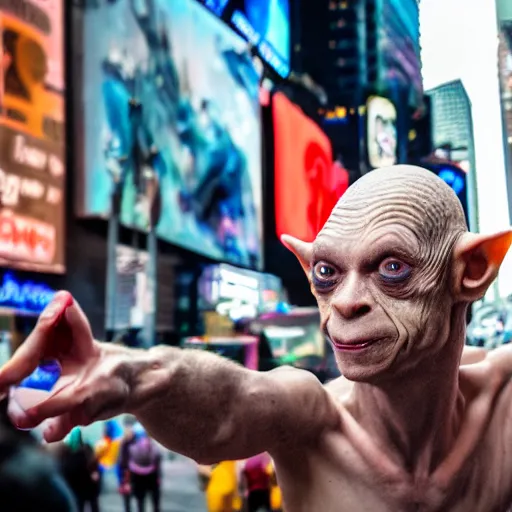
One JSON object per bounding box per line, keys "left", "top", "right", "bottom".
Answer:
{"left": 350, "top": 305, "right": 467, "bottom": 476}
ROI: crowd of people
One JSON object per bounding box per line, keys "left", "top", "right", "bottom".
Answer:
{"left": 199, "top": 453, "right": 282, "bottom": 512}
{"left": 0, "top": 398, "right": 283, "bottom": 512}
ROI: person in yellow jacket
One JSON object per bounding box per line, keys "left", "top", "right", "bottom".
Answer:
{"left": 199, "top": 460, "right": 241, "bottom": 512}
{"left": 266, "top": 460, "right": 282, "bottom": 512}
{"left": 94, "top": 420, "right": 123, "bottom": 479}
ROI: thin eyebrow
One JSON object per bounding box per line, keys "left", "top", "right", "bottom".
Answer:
{"left": 311, "top": 247, "right": 341, "bottom": 265}
{"left": 362, "top": 244, "right": 417, "bottom": 267}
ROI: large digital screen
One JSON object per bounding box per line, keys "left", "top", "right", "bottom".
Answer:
{"left": 0, "top": 0, "right": 65, "bottom": 273}
{"left": 425, "top": 161, "right": 469, "bottom": 226}
{"left": 273, "top": 93, "right": 349, "bottom": 243}
{"left": 367, "top": 96, "right": 398, "bottom": 169}
{"left": 106, "top": 245, "right": 150, "bottom": 331}
{"left": 498, "top": 19, "right": 512, "bottom": 168}
{"left": 197, "top": 0, "right": 230, "bottom": 16}
{"left": 78, "top": 0, "right": 263, "bottom": 270}
{"left": 381, "top": 0, "right": 423, "bottom": 107}
{"left": 229, "top": 0, "right": 290, "bottom": 77}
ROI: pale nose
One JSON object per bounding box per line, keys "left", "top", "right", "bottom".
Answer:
{"left": 332, "top": 273, "right": 372, "bottom": 320}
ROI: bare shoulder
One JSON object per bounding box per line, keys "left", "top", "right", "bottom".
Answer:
{"left": 323, "top": 375, "right": 354, "bottom": 401}
{"left": 260, "top": 367, "right": 341, "bottom": 454}
{"left": 460, "top": 345, "right": 487, "bottom": 366}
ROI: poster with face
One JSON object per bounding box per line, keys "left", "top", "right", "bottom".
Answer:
{"left": 367, "top": 96, "right": 398, "bottom": 169}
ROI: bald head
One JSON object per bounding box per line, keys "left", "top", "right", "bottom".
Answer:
{"left": 321, "top": 165, "right": 467, "bottom": 248}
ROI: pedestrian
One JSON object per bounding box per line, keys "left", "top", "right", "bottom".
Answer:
{"left": 118, "top": 421, "right": 137, "bottom": 512}
{"left": 128, "top": 427, "right": 162, "bottom": 512}
{"left": 60, "top": 427, "right": 101, "bottom": 512}
{"left": 242, "top": 454, "right": 271, "bottom": 512}
{"left": 202, "top": 460, "right": 238, "bottom": 512}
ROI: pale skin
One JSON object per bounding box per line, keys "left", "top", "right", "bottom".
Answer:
{"left": 2, "top": 165, "right": 512, "bottom": 511}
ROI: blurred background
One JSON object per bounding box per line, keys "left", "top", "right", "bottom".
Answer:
{"left": 0, "top": 0, "right": 511, "bottom": 510}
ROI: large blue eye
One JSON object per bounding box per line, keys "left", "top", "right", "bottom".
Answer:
{"left": 312, "top": 262, "right": 338, "bottom": 290}
{"left": 379, "top": 259, "right": 411, "bottom": 282}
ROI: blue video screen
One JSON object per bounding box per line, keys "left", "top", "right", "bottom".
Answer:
{"left": 230, "top": 0, "right": 290, "bottom": 77}
{"left": 78, "top": 0, "right": 263, "bottom": 269}
{"left": 197, "top": 0, "right": 230, "bottom": 16}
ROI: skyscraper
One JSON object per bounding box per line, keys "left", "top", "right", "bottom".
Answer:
{"left": 426, "top": 79, "right": 478, "bottom": 230}
{"left": 497, "top": 0, "right": 512, "bottom": 216}
{"left": 296, "top": 0, "right": 422, "bottom": 106}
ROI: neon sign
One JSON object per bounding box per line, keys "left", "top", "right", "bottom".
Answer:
{"left": 438, "top": 168, "right": 466, "bottom": 196}
{"left": 0, "top": 272, "right": 56, "bottom": 313}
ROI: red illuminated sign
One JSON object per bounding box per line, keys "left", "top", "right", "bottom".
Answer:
{"left": 273, "top": 92, "right": 349, "bottom": 242}
{"left": 0, "top": 212, "right": 56, "bottom": 265}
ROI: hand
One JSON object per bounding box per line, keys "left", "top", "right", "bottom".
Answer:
{"left": 0, "top": 291, "right": 132, "bottom": 442}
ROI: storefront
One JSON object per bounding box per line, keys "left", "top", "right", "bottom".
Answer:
{"left": 0, "top": 271, "right": 56, "bottom": 365}
{"left": 249, "top": 306, "right": 338, "bottom": 381}
{"left": 178, "top": 263, "right": 285, "bottom": 370}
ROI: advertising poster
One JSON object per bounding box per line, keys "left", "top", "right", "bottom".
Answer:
{"left": 273, "top": 92, "right": 349, "bottom": 243}
{"left": 229, "top": 0, "right": 290, "bottom": 77}
{"left": 367, "top": 96, "right": 398, "bottom": 169}
{"left": 498, "top": 19, "right": 512, "bottom": 163}
{"left": 106, "top": 244, "right": 149, "bottom": 331}
{"left": 77, "top": 0, "right": 262, "bottom": 270}
{"left": 0, "top": 0, "right": 65, "bottom": 273}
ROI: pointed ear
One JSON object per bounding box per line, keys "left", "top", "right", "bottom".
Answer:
{"left": 281, "top": 234, "right": 313, "bottom": 276}
{"left": 452, "top": 230, "right": 512, "bottom": 302}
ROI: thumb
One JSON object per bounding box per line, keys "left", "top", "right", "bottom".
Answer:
{"left": 0, "top": 291, "right": 74, "bottom": 388}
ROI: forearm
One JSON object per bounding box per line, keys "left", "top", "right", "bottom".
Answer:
{"left": 119, "top": 345, "right": 338, "bottom": 463}
{"left": 124, "top": 345, "right": 267, "bottom": 463}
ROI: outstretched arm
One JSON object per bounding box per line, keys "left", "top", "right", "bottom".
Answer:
{"left": 0, "top": 293, "right": 339, "bottom": 464}
{"left": 124, "top": 346, "right": 339, "bottom": 463}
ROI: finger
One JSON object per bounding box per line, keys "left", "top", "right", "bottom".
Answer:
{"left": 43, "top": 414, "right": 75, "bottom": 443}
{"left": 62, "top": 299, "right": 94, "bottom": 359}
{"left": 24, "top": 383, "right": 81, "bottom": 425}
{"left": 44, "top": 406, "right": 92, "bottom": 443}
{"left": 0, "top": 292, "right": 74, "bottom": 388}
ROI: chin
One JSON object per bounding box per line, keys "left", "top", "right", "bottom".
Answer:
{"left": 333, "top": 341, "right": 400, "bottom": 384}
{"left": 335, "top": 359, "right": 389, "bottom": 384}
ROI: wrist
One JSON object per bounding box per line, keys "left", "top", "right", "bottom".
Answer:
{"left": 123, "top": 345, "right": 174, "bottom": 414}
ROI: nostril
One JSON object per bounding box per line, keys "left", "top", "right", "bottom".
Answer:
{"left": 355, "top": 305, "right": 371, "bottom": 317}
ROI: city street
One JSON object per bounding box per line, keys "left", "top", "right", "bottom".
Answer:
{"left": 99, "top": 454, "right": 207, "bottom": 512}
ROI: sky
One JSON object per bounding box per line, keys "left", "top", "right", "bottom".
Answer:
{"left": 420, "top": 0, "right": 512, "bottom": 298}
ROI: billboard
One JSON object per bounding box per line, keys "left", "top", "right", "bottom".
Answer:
{"left": 498, "top": 18, "right": 512, "bottom": 168}
{"left": 77, "top": 0, "right": 263, "bottom": 270}
{"left": 197, "top": 0, "right": 231, "bottom": 16}
{"left": 273, "top": 93, "right": 349, "bottom": 243}
{"left": 229, "top": 0, "right": 290, "bottom": 77}
{"left": 381, "top": 0, "right": 423, "bottom": 107}
{"left": 106, "top": 245, "right": 150, "bottom": 331}
{"left": 0, "top": 0, "right": 65, "bottom": 273}
{"left": 367, "top": 96, "right": 398, "bottom": 169}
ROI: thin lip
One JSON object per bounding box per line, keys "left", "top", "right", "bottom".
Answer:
{"left": 330, "top": 337, "right": 380, "bottom": 351}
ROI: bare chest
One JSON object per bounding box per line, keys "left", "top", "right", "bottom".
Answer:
{"left": 275, "top": 426, "right": 512, "bottom": 512}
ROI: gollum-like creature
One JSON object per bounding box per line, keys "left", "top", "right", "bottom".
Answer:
{"left": 2, "top": 165, "right": 512, "bottom": 511}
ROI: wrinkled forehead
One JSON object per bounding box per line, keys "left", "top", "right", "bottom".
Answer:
{"left": 314, "top": 169, "right": 466, "bottom": 262}
{"left": 314, "top": 204, "right": 422, "bottom": 261}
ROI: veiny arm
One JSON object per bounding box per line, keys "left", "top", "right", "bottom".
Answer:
{"left": 124, "top": 346, "right": 340, "bottom": 463}
{"left": 0, "top": 293, "right": 339, "bottom": 464}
